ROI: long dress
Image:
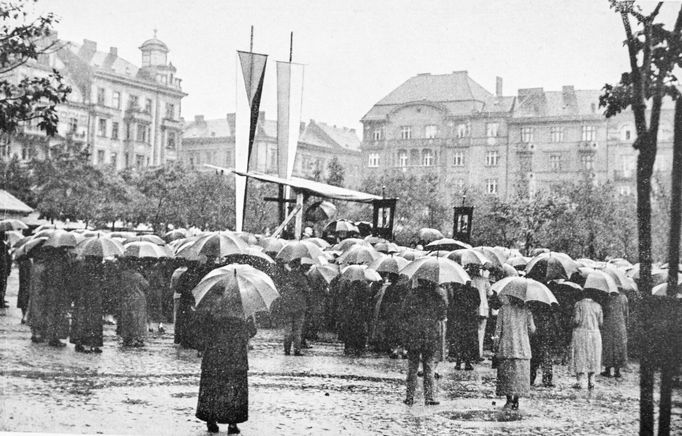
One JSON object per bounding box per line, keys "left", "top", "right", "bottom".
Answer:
{"left": 602, "top": 293, "right": 628, "bottom": 368}
{"left": 196, "top": 315, "right": 256, "bottom": 425}
{"left": 70, "top": 259, "right": 104, "bottom": 348}
{"left": 16, "top": 258, "right": 31, "bottom": 312}
{"left": 448, "top": 283, "right": 481, "bottom": 362}
{"left": 43, "top": 249, "right": 71, "bottom": 342}
{"left": 495, "top": 302, "right": 536, "bottom": 397}
{"left": 119, "top": 269, "right": 149, "bottom": 345}
{"left": 570, "top": 298, "right": 603, "bottom": 374}
{"left": 27, "top": 260, "right": 47, "bottom": 339}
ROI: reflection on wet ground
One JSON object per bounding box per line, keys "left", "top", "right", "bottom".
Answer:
{"left": 1, "top": 271, "right": 680, "bottom": 435}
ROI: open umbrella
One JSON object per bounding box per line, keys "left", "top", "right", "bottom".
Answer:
{"left": 473, "top": 246, "right": 506, "bottom": 269}
{"left": 261, "top": 238, "right": 287, "bottom": 256}
{"left": 584, "top": 270, "right": 619, "bottom": 294}
{"left": 304, "top": 200, "right": 337, "bottom": 222}
{"left": 123, "top": 241, "right": 172, "bottom": 258}
{"left": 338, "top": 245, "right": 382, "bottom": 266}
{"left": 231, "top": 231, "right": 259, "bottom": 246}
{"left": 425, "top": 238, "right": 472, "bottom": 252}
{"left": 369, "top": 256, "right": 409, "bottom": 275}
{"left": 334, "top": 238, "right": 370, "bottom": 252}
{"left": 329, "top": 220, "right": 359, "bottom": 233}
{"left": 447, "top": 248, "right": 492, "bottom": 267}
{"left": 502, "top": 264, "right": 520, "bottom": 277}
{"left": 44, "top": 230, "right": 78, "bottom": 248}
{"left": 192, "top": 264, "right": 279, "bottom": 319}
{"left": 163, "top": 228, "right": 188, "bottom": 242}
{"left": 5, "top": 230, "right": 23, "bottom": 246}
{"left": 13, "top": 237, "right": 47, "bottom": 260}
{"left": 340, "top": 264, "right": 382, "bottom": 282}
{"left": 597, "top": 264, "right": 638, "bottom": 292}
{"left": 0, "top": 219, "right": 28, "bottom": 232}
{"left": 365, "top": 235, "right": 387, "bottom": 245}
{"left": 76, "top": 237, "right": 124, "bottom": 258}
{"left": 525, "top": 252, "right": 580, "bottom": 282}
{"left": 134, "top": 234, "right": 166, "bottom": 246}
{"left": 307, "top": 263, "right": 340, "bottom": 285}
{"left": 305, "top": 237, "right": 331, "bottom": 249}
{"left": 374, "top": 241, "right": 399, "bottom": 254}
{"left": 276, "top": 240, "right": 325, "bottom": 264}
{"left": 492, "top": 277, "right": 558, "bottom": 306}
{"left": 652, "top": 282, "right": 682, "bottom": 297}
{"left": 506, "top": 256, "right": 531, "bottom": 269}
{"left": 400, "top": 257, "right": 470, "bottom": 285}
{"left": 417, "top": 228, "right": 444, "bottom": 244}
{"left": 176, "top": 232, "right": 247, "bottom": 260}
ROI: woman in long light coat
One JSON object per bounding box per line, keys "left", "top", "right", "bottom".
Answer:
{"left": 570, "top": 290, "right": 603, "bottom": 389}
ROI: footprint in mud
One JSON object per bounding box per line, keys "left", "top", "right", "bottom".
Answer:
{"left": 440, "top": 409, "right": 524, "bottom": 422}
{"left": 170, "top": 391, "right": 197, "bottom": 398}
{"left": 122, "top": 398, "right": 151, "bottom": 406}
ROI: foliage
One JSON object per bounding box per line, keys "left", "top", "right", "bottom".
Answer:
{"left": 326, "top": 156, "right": 345, "bottom": 187}
{"left": 0, "top": 0, "right": 70, "bottom": 136}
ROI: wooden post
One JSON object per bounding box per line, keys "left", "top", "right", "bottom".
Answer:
{"left": 278, "top": 185, "right": 286, "bottom": 224}
{"left": 294, "top": 191, "right": 304, "bottom": 240}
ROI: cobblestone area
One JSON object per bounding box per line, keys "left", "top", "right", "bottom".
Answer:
{"left": 1, "top": 270, "right": 681, "bottom": 435}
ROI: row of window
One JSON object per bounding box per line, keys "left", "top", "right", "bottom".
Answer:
{"left": 372, "top": 122, "right": 499, "bottom": 141}
{"left": 94, "top": 150, "right": 148, "bottom": 168}
{"left": 95, "top": 87, "right": 176, "bottom": 119}
{"left": 520, "top": 125, "right": 597, "bottom": 143}
{"left": 368, "top": 150, "right": 500, "bottom": 168}
{"left": 94, "top": 118, "right": 177, "bottom": 148}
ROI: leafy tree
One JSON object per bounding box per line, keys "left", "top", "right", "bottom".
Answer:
{"left": 0, "top": 0, "right": 70, "bottom": 136}
{"left": 326, "top": 156, "right": 345, "bottom": 187}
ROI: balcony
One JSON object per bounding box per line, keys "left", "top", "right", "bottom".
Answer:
{"left": 162, "top": 117, "right": 182, "bottom": 129}
{"left": 515, "top": 142, "right": 535, "bottom": 154}
{"left": 124, "top": 105, "right": 152, "bottom": 124}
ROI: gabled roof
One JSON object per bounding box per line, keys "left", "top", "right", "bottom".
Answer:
{"left": 310, "top": 121, "right": 361, "bottom": 151}
{"left": 0, "top": 190, "right": 33, "bottom": 216}
{"left": 184, "top": 118, "right": 232, "bottom": 138}
{"left": 66, "top": 41, "right": 139, "bottom": 78}
{"left": 512, "top": 87, "right": 603, "bottom": 118}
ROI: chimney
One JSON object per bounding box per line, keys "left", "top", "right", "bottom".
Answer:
{"left": 83, "top": 39, "right": 97, "bottom": 52}
{"left": 194, "top": 115, "right": 205, "bottom": 124}
{"left": 109, "top": 47, "right": 118, "bottom": 57}
{"left": 496, "top": 76, "right": 503, "bottom": 97}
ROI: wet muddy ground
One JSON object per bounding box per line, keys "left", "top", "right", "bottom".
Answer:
{"left": 1, "top": 270, "right": 681, "bottom": 435}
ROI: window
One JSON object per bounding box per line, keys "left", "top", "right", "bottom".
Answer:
{"left": 486, "top": 179, "right": 498, "bottom": 195}
{"left": 456, "top": 123, "right": 469, "bottom": 138}
{"left": 425, "top": 125, "right": 438, "bottom": 139}
{"left": 68, "top": 117, "right": 78, "bottom": 133}
{"left": 454, "top": 178, "right": 465, "bottom": 192}
{"left": 111, "top": 122, "right": 119, "bottom": 140}
{"left": 581, "top": 154, "right": 594, "bottom": 170}
{"left": 422, "top": 149, "right": 433, "bottom": 166}
{"left": 21, "top": 144, "right": 28, "bottom": 160}
{"left": 135, "top": 154, "right": 145, "bottom": 168}
{"left": 142, "top": 51, "right": 150, "bottom": 66}
{"left": 124, "top": 152, "right": 129, "bottom": 168}
{"left": 619, "top": 185, "right": 633, "bottom": 196}
{"left": 550, "top": 154, "right": 562, "bottom": 170}
{"left": 368, "top": 153, "right": 380, "bottom": 168}
{"left": 372, "top": 127, "right": 383, "bottom": 141}
{"left": 486, "top": 123, "right": 499, "bottom": 137}
{"left": 453, "top": 151, "right": 465, "bottom": 166}
{"left": 521, "top": 127, "right": 534, "bottom": 143}
{"left": 97, "top": 150, "right": 105, "bottom": 165}
{"left": 110, "top": 152, "right": 117, "bottom": 168}
{"left": 165, "top": 103, "right": 175, "bottom": 119}
{"left": 582, "top": 125, "right": 597, "bottom": 141}
{"left": 136, "top": 124, "right": 148, "bottom": 143}
{"left": 129, "top": 95, "right": 139, "bottom": 109}
{"left": 400, "top": 126, "right": 412, "bottom": 140}
{"left": 97, "top": 87, "right": 105, "bottom": 105}
{"left": 398, "top": 150, "right": 408, "bottom": 167}
{"left": 550, "top": 126, "right": 564, "bottom": 142}
{"left": 112, "top": 91, "right": 121, "bottom": 109}
{"left": 485, "top": 151, "right": 499, "bottom": 167}
{"left": 167, "top": 131, "right": 176, "bottom": 149}
{"left": 125, "top": 123, "right": 132, "bottom": 140}
{"left": 145, "top": 98, "right": 152, "bottom": 113}
{"left": 97, "top": 118, "right": 107, "bottom": 137}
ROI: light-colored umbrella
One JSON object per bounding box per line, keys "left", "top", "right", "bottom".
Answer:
{"left": 417, "top": 228, "right": 444, "bottom": 244}
{"left": 400, "top": 257, "right": 470, "bottom": 285}
{"left": 447, "top": 248, "right": 492, "bottom": 267}
{"left": 425, "top": 238, "right": 472, "bottom": 252}
{"left": 163, "top": 229, "right": 188, "bottom": 242}
{"left": 192, "top": 264, "right": 279, "bottom": 319}
{"left": 374, "top": 241, "right": 399, "bottom": 254}
{"left": 334, "top": 238, "right": 370, "bottom": 252}
{"left": 134, "top": 234, "right": 166, "bottom": 246}
{"left": 305, "top": 237, "right": 330, "bottom": 249}
{"left": 44, "top": 230, "right": 78, "bottom": 248}
{"left": 13, "top": 237, "right": 48, "bottom": 259}
{"left": 261, "top": 238, "right": 287, "bottom": 255}
{"left": 584, "top": 270, "right": 619, "bottom": 294}
{"left": 473, "top": 246, "right": 506, "bottom": 269}
{"left": 340, "top": 264, "right": 382, "bottom": 282}
{"left": 597, "top": 264, "right": 638, "bottom": 292}
{"left": 276, "top": 240, "right": 326, "bottom": 264}
{"left": 230, "top": 231, "right": 259, "bottom": 246}
{"left": 338, "top": 245, "right": 382, "bottom": 266}
{"left": 365, "top": 235, "right": 387, "bottom": 245}
{"left": 369, "top": 256, "right": 409, "bottom": 275}
{"left": 607, "top": 258, "right": 633, "bottom": 269}
{"left": 492, "top": 277, "right": 558, "bottom": 306}
{"left": 525, "top": 252, "right": 580, "bottom": 282}
{"left": 5, "top": 230, "right": 23, "bottom": 246}
{"left": 76, "top": 237, "right": 124, "bottom": 258}
{"left": 307, "top": 263, "right": 340, "bottom": 284}
{"left": 332, "top": 220, "right": 359, "bottom": 233}
{"left": 652, "top": 282, "right": 682, "bottom": 297}
{"left": 0, "top": 219, "right": 28, "bottom": 232}
{"left": 123, "top": 241, "right": 172, "bottom": 258}
{"left": 502, "top": 263, "right": 520, "bottom": 277}
{"left": 506, "top": 256, "right": 531, "bottom": 269}
{"left": 305, "top": 200, "right": 337, "bottom": 222}
{"left": 176, "top": 232, "right": 246, "bottom": 260}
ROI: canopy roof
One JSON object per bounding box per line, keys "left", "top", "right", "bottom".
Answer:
{"left": 206, "top": 165, "right": 383, "bottom": 203}
{"left": 0, "top": 189, "right": 33, "bottom": 216}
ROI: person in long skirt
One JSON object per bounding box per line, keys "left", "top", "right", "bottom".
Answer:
{"left": 601, "top": 291, "right": 629, "bottom": 378}
{"left": 43, "top": 247, "right": 72, "bottom": 347}
{"left": 447, "top": 281, "right": 481, "bottom": 370}
{"left": 118, "top": 260, "right": 149, "bottom": 347}
{"left": 70, "top": 257, "right": 105, "bottom": 353}
{"left": 494, "top": 295, "right": 536, "bottom": 410}
{"left": 27, "top": 248, "right": 48, "bottom": 342}
{"left": 16, "top": 256, "right": 32, "bottom": 322}
{"left": 571, "top": 290, "right": 603, "bottom": 389}
{"left": 196, "top": 308, "right": 257, "bottom": 434}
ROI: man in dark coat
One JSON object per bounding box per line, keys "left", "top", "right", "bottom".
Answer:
{"left": 447, "top": 281, "right": 481, "bottom": 370}
{"left": 401, "top": 279, "right": 448, "bottom": 406}
{"left": 44, "top": 247, "right": 72, "bottom": 347}
{"left": 16, "top": 256, "right": 32, "bottom": 321}
{"left": 280, "top": 259, "right": 311, "bottom": 356}
{"left": 0, "top": 233, "right": 11, "bottom": 308}
{"left": 70, "top": 257, "right": 105, "bottom": 353}
{"left": 175, "top": 261, "right": 211, "bottom": 349}
{"left": 339, "top": 279, "right": 373, "bottom": 355}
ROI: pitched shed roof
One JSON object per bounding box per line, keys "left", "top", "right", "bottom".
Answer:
{"left": 0, "top": 190, "right": 33, "bottom": 216}
{"left": 184, "top": 118, "right": 233, "bottom": 138}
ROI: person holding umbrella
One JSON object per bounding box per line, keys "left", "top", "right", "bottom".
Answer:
{"left": 117, "top": 258, "right": 149, "bottom": 347}
{"left": 447, "top": 280, "right": 481, "bottom": 370}
{"left": 280, "top": 258, "right": 312, "bottom": 356}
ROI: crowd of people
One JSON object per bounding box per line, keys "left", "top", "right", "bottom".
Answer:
{"left": 1, "top": 224, "right": 638, "bottom": 434}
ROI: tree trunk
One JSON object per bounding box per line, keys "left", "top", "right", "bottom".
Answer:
{"left": 658, "top": 97, "right": 682, "bottom": 436}
{"left": 638, "top": 134, "right": 657, "bottom": 436}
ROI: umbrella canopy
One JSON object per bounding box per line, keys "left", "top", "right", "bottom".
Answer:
{"left": 231, "top": 231, "right": 259, "bottom": 246}
{"left": 338, "top": 245, "right": 382, "bottom": 266}
{"left": 365, "top": 235, "right": 387, "bottom": 245}
{"left": 492, "top": 277, "right": 558, "bottom": 306}
{"left": 0, "top": 219, "right": 28, "bottom": 232}
{"left": 608, "top": 258, "right": 633, "bottom": 269}
{"left": 11, "top": 235, "right": 32, "bottom": 249}
{"left": 76, "top": 237, "right": 124, "bottom": 258}
{"left": 5, "top": 230, "right": 23, "bottom": 246}
{"left": 425, "top": 238, "right": 472, "bottom": 252}
{"left": 163, "top": 229, "right": 188, "bottom": 242}
{"left": 110, "top": 231, "right": 137, "bottom": 241}
{"left": 597, "top": 264, "right": 638, "bottom": 292}
{"left": 340, "top": 264, "right": 382, "bottom": 282}
{"left": 192, "top": 264, "right": 279, "bottom": 319}
{"left": 374, "top": 241, "right": 399, "bottom": 254}
{"left": 399, "top": 248, "right": 426, "bottom": 261}
{"left": 334, "top": 238, "right": 370, "bottom": 252}
{"left": 417, "top": 228, "right": 444, "bottom": 244}
{"left": 584, "top": 270, "right": 619, "bottom": 294}
{"left": 369, "top": 256, "right": 409, "bottom": 275}
{"left": 447, "top": 248, "right": 492, "bottom": 267}
{"left": 400, "top": 257, "right": 470, "bottom": 285}
{"left": 502, "top": 263, "right": 520, "bottom": 277}
{"left": 304, "top": 200, "right": 337, "bottom": 222}
{"left": 506, "top": 256, "right": 531, "bottom": 269}
{"left": 123, "top": 241, "right": 172, "bottom": 259}
{"left": 330, "top": 220, "right": 359, "bottom": 233}
{"left": 134, "top": 234, "right": 166, "bottom": 246}
{"left": 176, "top": 232, "right": 247, "bottom": 260}
{"left": 652, "top": 282, "right": 682, "bottom": 297}
{"left": 13, "top": 236, "right": 47, "bottom": 259}
{"left": 576, "top": 258, "right": 601, "bottom": 268}
{"left": 34, "top": 223, "right": 56, "bottom": 232}
{"left": 525, "top": 252, "right": 580, "bottom": 282}
{"left": 261, "top": 238, "right": 287, "bottom": 255}
{"left": 44, "top": 230, "right": 78, "bottom": 248}
{"left": 276, "top": 240, "right": 326, "bottom": 264}
{"left": 473, "top": 246, "right": 506, "bottom": 269}
{"left": 307, "top": 263, "right": 340, "bottom": 284}
{"left": 305, "top": 237, "right": 331, "bottom": 249}
{"left": 530, "top": 247, "right": 550, "bottom": 257}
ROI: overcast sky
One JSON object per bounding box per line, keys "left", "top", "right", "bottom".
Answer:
{"left": 35, "top": 0, "right": 681, "bottom": 132}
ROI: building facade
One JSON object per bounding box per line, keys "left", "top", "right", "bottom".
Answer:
{"left": 0, "top": 33, "right": 186, "bottom": 170}
{"left": 181, "top": 114, "right": 363, "bottom": 188}
{"left": 360, "top": 72, "right": 674, "bottom": 200}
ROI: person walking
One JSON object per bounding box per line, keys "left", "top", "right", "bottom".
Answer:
{"left": 280, "top": 259, "right": 311, "bottom": 356}
{"left": 196, "top": 307, "right": 257, "bottom": 434}
{"left": 494, "top": 295, "right": 536, "bottom": 410}
{"left": 400, "top": 279, "right": 448, "bottom": 406}
{"left": 447, "top": 281, "right": 481, "bottom": 370}
{"left": 601, "top": 291, "right": 629, "bottom": 378}
{"left": 570, "top": 290, "right": 603, "bottom": 389}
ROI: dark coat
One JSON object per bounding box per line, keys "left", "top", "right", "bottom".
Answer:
{"left": 400, "top": 283, "right": 448, "bottom": 352}
{"left": 17, "top": 258, "right": 31, "bottom": 311}
{"left": 119, "top": 268, "right": 149, "bottom": 343}
{"left": 196, "top": 315, "right": 257, "bottom": 425}
{"left": 70, "top": 259, "right": 105, "bottom": 347}
{"left": 447, "top": 283, "right": 481, "bottom": 360}
{"left": 44, "top": 249, "right": 72, "bottom": 340}
{"left": 279, "top": 268, "right": 310, "bottom": 316}
{"left": 174, "top": 264, "right": 211, "bottom": 348}
{"left": 338, "top": 280, "right": 373, "bottom": 348}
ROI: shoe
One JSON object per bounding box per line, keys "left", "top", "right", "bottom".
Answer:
{"left": 91, "top": 347, "right": 102, "bottom": 354}
{"left": 75, "top": 344, "right": 85, "bottom": 353}
{"left": 207, "top": 421, "right": 219, "bottom": 433}
{"left": 464, "top": 364, "right": 474, "bottom": 371}
{"left": 543, "top": 382, "right": 556, "bottom": 388}
{"left": 403, "top": 399, "right": 414, "bottom": 406}
{"left": 600, "top": 371, "right": 612, "bottom": 378}
{"left": 294, "top": 350, "right": 303, "bottom": 356}
{"left": 48, "top": 339, "right": 66, "bottom": 347}
{"left": 454, "top": 364, "right": 462, "bottom": 370}
{"left": 227, "top": 424, "right": 240, "bottom": 434}
{"left": 425, "top": 400, "right": 440, "bottom": 406}
{"left": 284, "top": 350, "right": 291, "bottom": 356}
{"left": 614, "top": 372, "right": 622, "bottom": 379}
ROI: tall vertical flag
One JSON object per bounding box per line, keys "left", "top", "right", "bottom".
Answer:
{"left": 235, "top": 50, "right": 267, "bottom": 232}
{"left": 276, "top": 61, "right": 305, "bottom": 180}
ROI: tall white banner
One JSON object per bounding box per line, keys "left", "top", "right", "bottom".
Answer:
{"left": 277, "top": 61, "right": 305, "bottom": 180}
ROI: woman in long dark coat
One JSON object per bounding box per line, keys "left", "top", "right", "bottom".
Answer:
{"left": 447, "top": 281, "right": 481, "bottom": 370}
{"left": 175, "top": 261, "right": 210, "bottom": 349}
{"left": 118, "top": 261, "right": 149, "bottom": 347}
{"left": 17, "top": 256, "right": 32, "bottom": 321}
{"left": 70, "top": 257, "right": 105, "bottom": 353}
{"left": 196, "top": 310, "right": 257, "bottom": 434}
{"left": 44, "top": 247, "right": 72, "bottom": 347}
{"left": 339, "top": 279, "right": 373, "bottom": 355}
